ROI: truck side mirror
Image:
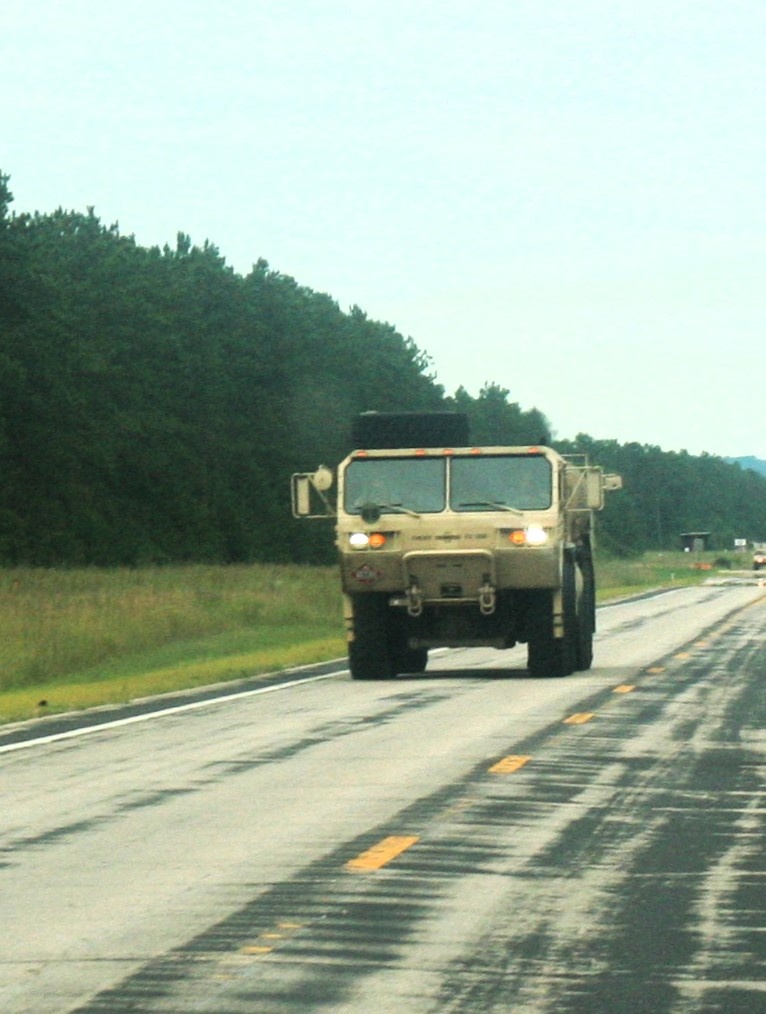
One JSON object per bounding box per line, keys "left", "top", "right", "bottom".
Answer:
{"left": 565, "top": 466, "right": 602, "bottom": 509}
{"left": 293, "top": 475, "right": 313, "bottom": 516}
{"left": 291, "top": 467, "right": 335, "bottom": 518}
{"left": 565, "top": 465, "right": 621, "bottom": 510}
{"left": 585, "top": 470, "right": 604, "bottom": 509}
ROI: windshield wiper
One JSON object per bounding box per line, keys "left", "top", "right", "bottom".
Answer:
{"left": 457, "top": 500, "right": 524, "bottom": 516}
{"left": 360, "top": 501, "right": 421, "bottom": 522}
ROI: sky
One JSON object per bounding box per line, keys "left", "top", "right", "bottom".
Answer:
{"left": 3, "top": 0, "right": 765, "bottom": 458}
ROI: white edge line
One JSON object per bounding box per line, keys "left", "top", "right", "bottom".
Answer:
{"left": 0, "top": 670, "right": 346, "bottom": 755}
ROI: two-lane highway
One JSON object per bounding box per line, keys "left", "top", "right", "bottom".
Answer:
{"left": 1, "top": 583, "right": 764, "bottom": 1012}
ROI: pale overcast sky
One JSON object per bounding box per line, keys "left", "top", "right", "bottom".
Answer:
{"left": 3, "top": 1, "right": 765, "bottom": 457}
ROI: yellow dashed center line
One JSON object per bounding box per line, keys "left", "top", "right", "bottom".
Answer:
{"left": 240, "top": 920, "right": 305, "bottom": 956}
{"left": 346, "top": 835, "right": 420, "bottom": 872}
{"left": 647, "top": 666, "right": 665, "bottom": 674}
{"left": 437, "top": 795, "right": 478, "bottom": 821}
{"left": 613, "top": 685, "right": 635, "bottom": 694}
{"left": 488, "top": 754, "right": 532, "bottom": 775}
{"left": 564, "top": 712, "right": 595, "bottom": 725}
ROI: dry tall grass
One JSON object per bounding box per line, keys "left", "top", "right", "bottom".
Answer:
{"left": 0, "top": 564, "right": 342, "bottom": 693}
{"left": 0, "top": 553, "right": 722, "bottom": 724}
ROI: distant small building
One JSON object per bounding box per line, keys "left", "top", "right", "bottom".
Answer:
{"left": 680, "top": 532, "right": 711, "bottom": 553}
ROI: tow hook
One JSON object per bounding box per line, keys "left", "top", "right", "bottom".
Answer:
{"left": 478, "top": 583, "right": 496, "bottom": 616}
{"left": 406, "top": 583, "right": 424, "bottom": 617}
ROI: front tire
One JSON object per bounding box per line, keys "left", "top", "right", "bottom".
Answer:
{"left": 396, "top": 646, "right": 429, "bottom": 674}
{"left": 526, "top": 558, "right": 578, "bottom": 678}
{"left": 348, "top": 594, "right": 397, "bottom": 680}
{"left": 527, "top": 592, "right": 570, "bottom": 678}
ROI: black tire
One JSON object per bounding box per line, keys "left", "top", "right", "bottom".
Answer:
{"left": 527, "top": 593, "right": 568, "bottom": 678}
{"left": 388, "top": 611, "right": 428, "bottom": 674}
{"left": 527, "top": 558, "right": 578, "bottom": 678}
{"left": 348, "top": 594, "right": 397, "bottom": 680}
{"left": 577, "top": 613, "right": 593, "bottom": 671}
{"left": 396, "top": 646, "right": 429, "bottom": 674}
{"left": 576, "top": 548, "right": 595, "bottom": 672}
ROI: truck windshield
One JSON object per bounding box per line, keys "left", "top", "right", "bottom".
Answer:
{"left": 344, "top": 457, "right": 446, "bottom": 514}
{"left": 450, "top": 454, "right": 552, "bottom": 511}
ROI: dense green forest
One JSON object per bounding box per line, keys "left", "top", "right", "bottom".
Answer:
{"left": 1, "top": 170, "right": 765, "bottom": 565}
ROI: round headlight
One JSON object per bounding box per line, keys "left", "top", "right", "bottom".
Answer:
{"left": 525, "top": 526, "right": 548, "bottom": 546}
{"left": 349, "top": 532, "right": 370, "bottom": 548}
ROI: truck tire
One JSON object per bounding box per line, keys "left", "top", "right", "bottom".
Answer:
{"left": 577, "top": 603, "right": 594, "bottom": 670}
{"left": 527, "top": 560, "right": 578, "bottom": 678}
{"left": 527, "top": 591, "right": 567, "bottom": 678}
{"left": 348, "top": 594, "right": 397, "bottom": 680}
{"left": 387, "top": 612, "right": 428, "bottom": 674}
{"left": 576, "top": 549, "right": 595, "bottom": 671}
{"left": 395, "top": 646, "right": 429, "bottom": 674}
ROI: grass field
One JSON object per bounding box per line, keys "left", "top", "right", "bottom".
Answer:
{"left": 0, "top": 552, "right": 734, "bottom": 725}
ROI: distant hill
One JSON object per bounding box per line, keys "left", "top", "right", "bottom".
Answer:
{"left": 727, "top": 456, "right": 766, "bottom": 477}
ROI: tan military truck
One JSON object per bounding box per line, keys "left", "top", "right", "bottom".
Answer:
{"left": 292, "top": 412, "right": 621, "bottom": 679}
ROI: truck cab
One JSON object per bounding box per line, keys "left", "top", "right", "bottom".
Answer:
{"left": 292, "top": 413, "right": 621, "bottom": 680}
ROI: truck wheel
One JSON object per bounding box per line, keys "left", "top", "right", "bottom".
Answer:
{"left": 348, "top": 594, "right": 397, "bottom": 680}
{"left": 396, "top": 646, "right": 429, "bottom": 674}
{"left": 387, "top": 613, "right": 428, "bottom": 674}
{"left": 577, "top": 611, "right": 594, "bottom": 671}
{"left": 527, "top": 591, "right": 569, "bottom": 678}
{"left": 527, "top": 560, "right": 578, "bottom": 678}
{"left": 576, "top": 555, "right": 595, "bottom": 672}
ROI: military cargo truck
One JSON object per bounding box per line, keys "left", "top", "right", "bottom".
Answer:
{"left": 292, "top": 412, "right": 621, "bottom": 679}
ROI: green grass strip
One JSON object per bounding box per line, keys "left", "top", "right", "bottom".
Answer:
{"left": 0, "top": 553, "right": 728, "bottom": 726}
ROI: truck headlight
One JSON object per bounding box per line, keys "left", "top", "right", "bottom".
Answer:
{"left": 526, "top": 526, "right": 548, "bottom": 546}
{"left": 348, "top": 532, "right": 387, "bottom": 549}
{"left": 507, "top": 527, "right": 548, "bottom": 546}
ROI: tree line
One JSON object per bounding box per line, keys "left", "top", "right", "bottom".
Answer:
{"left": 1, "top": 171, "right": 764, "bottom": 566}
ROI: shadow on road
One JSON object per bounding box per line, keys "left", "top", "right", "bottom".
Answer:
{"left": 395, "top": 666, "right": 533, "bottom": 681}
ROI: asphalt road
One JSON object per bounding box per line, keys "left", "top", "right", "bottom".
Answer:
{"left": 1, "top": 581, "right": 764, "bottom": 1013}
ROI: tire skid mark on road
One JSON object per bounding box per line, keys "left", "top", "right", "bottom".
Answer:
{"left": 435, "top": 595, "right": 766, "bottom": 1013}
{"left": 0, "top": 669, "right": 347, "bottom": 755}
{"left": 1, "top": 690, "right": 456, "bottom": 863}
{"left": 70, "top": 595, "right": 766, "bottom": 1013}
{"left": 69, "top": 702, "right": 628, "bottom": 1011}
{"left": 67, "top": 688, "right": 631, "bottom": 1011}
